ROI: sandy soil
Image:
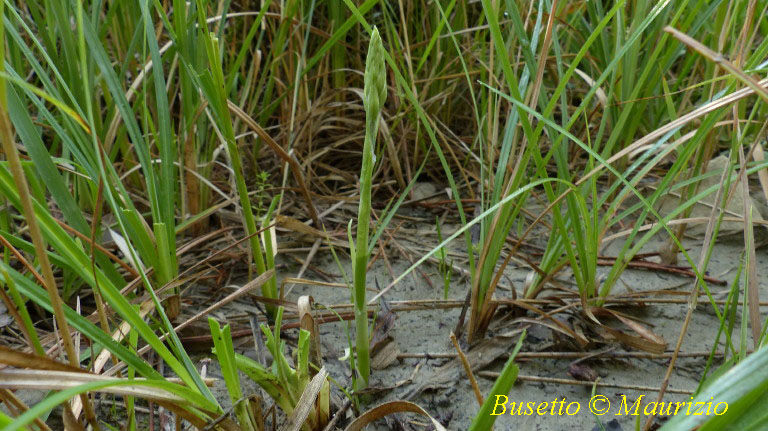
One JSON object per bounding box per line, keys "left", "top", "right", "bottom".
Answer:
{"left": 17, "top": 205, "right": 767, "bottom": 431}
{"left": 191, "top": 208, "right": 768, "bottom": 431}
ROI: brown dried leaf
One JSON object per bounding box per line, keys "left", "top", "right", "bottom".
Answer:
{"left": 371, "top": 339, "right": 400, "bottom": 370}
{"left": 513, "top": 317, "right": 589, "bottom": 347}
{"left": 280, "top": 368, "right": 329, "bottom": 431}
{"left": 343, "top": 400, "right": 447, "bottom": 431}
{"left": 298, "top": 295, "right": 323, "bottom": 367}
{"left": 592, "top": 308, "right": 666, "bottom": 347}
{"left": 595, "top": 324, "right": 666, "bottom": 354}
{"left": 0, "top": 369, "right": 186, "bottom": 404}
{"left": 0, "top": 345, "right": 86, "bottom": 373}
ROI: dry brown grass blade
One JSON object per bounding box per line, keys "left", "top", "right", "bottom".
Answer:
{"left": 0, "top": 370, "right": 187, "bottom": 404}
{"left": 597, "top": 325, "right": 666, "bottom": 354}
{"left": 577, "top": 77, "right": 768, "bottom": 188}
{"left": 591, "top": 308, "right": 667, "bottom": 352}
{"left": 627, "top": 120, "right": 747, "bottom": 159}
{"left": 738, "top": 145, "right": 761, "bottom": 346}
{"left": 276, "top": 215, "right": 344, "bottom": 247}
{"left": 281, "top": 278, "right": 347, "bottom": 290}
{"left": 449, "top": 331, "right": 483, "bottom": 406}
{"left": 343, "top": 400, "right": 448, "bottom": 431}
{"left": 378, "top": 116, "right": 405, "bottom": 188}
{"left": 227, "top": 100, "right": 320, "bottom": 226}
{"left": 526, "top": 0, "right": 557, "bottom": 112}
{"left": 506, "top": 300, "right": 589, "bottom": 346}
{"left": 279, "top": 367, "right": 328, "bottom": 431}
{"left": 512, "top": 317, "right": 589, "bottom": 347}
{"left": 0, "top": 345, "right": 87, "bottom": 373}
{"left": 285, "top": 238, "right": 322, "bottom": 296}
{"left": 160, "top": 399, "right": 240, "bottom": 431}
{"left": 603, "top": 216, "right": 768, "bottom": 241}
{"left": 664, "top": 26, "right": 768, "bottom": 104}
{"left": 62, "top": 407, "right": 86, "bottom": 431}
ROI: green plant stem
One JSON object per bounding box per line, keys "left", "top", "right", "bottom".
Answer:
{"left": 353, "top": 26, "right": 386, "bottom": 390}
{"left": 193, "top": 7, "right": 273, "bottom": 314}
{"left": 353, "top": 122, "right": 375, "bottom": 389}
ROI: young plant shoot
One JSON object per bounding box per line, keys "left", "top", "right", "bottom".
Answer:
{"left": 352, "top": 26, "right": 386, "bottom": 390}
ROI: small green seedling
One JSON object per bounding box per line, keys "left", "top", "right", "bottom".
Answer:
{"left": 213, "top": 307, "right": 330, "bottom": 431}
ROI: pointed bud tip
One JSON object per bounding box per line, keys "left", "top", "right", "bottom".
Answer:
{"left": 363, "top": 26, "right": 387, "bottom": 118}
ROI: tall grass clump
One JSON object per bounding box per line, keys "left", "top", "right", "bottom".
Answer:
{"left": 0, "top": 0, "right": 289, "bottom": 427}
{"left": 460, "top": 0, "right": 768, "bottom": 342}
{"left": 193, "top": 8, "right": 277, "bottom": 314}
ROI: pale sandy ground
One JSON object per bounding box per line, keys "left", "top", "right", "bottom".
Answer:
{"left": 273, "top": 229, "right": 768, "bottom": 431}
